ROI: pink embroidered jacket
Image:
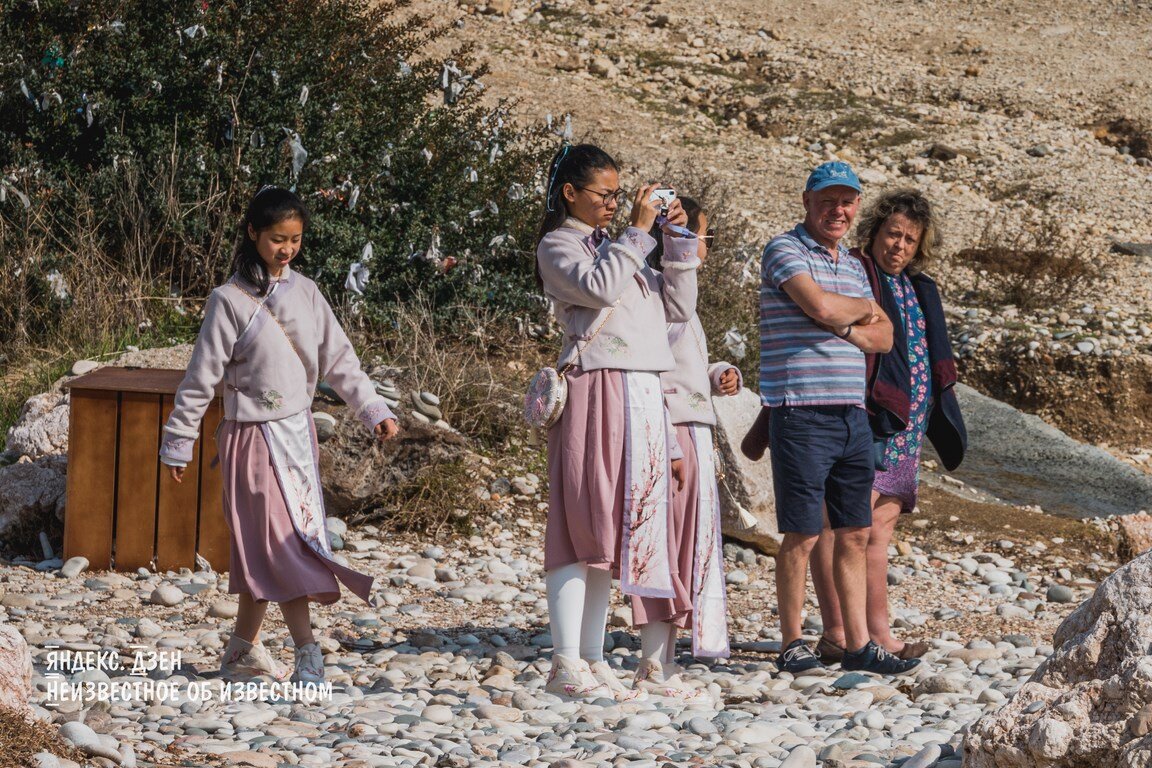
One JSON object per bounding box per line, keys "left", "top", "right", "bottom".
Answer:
{"left": 537, "top": 218, "right": 700, "bottom": 373}
{"left": 159, "top": 267, "right": 394, "bottom": 466}
{"left": 661, "top": 312, "right": 741, "bottom": 426}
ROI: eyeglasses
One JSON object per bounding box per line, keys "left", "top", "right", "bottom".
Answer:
{"left": 701, "top": 228, "right": 716, "bottom": 245}
{"left": 576, "top": 186, "right": 627, "bottom": 206}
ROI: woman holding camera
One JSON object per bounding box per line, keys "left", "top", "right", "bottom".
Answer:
{"left": 535, "top": 143, "right": 700, "bottom": 700}
{"left": 632, "top": 196, "right": 740, "bottom": 699}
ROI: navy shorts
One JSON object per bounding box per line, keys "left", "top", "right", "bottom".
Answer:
{"left": 768, "top": 405, "right": 874, "bottom": 535}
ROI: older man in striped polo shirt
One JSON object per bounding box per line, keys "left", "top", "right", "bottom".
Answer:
{"left": 758, "top": 162, "right": 918, "bottom": 676}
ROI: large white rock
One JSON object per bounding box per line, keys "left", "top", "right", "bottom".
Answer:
{"left": 0, "top": 623, "right": 33, "bottom": 714}
{"left": 941, "top": 383, "right": 1152, "bottom": 518}
{"left": 0, "top": 455, "right": 68, "bottom": 537}
{"left": 5, "top": 390, "right": 70, "bottom": 459}
{"left": 964, "top": 551, "right": 1152, "bottom": 766}
{"left": 711, "top": 388, "right": 781, "bottom": 555}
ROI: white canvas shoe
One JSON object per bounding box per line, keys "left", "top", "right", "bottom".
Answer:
{"left": 543, "top": 656, "right": 611, "bottom": 701}
{"left": 220, "top": 634, "right": 288, "bottom": 680}
{"left": 633, "top": 658, "right": 708, "bottom": 701}
{"left": 588, "top": 660, "right": 645, "bottom": 702}
{"left": 290, "top": 642, "right": 325, "bottom": 684}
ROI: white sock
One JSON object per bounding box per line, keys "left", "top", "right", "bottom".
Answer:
{"left": 579, "top": 567, "right": 612, "bottom": 662}
{"left": 546, "top": 563, "right": 588, "bottom": 661}
{"left": 665, "top": 623, "right": 678, "bottom": 666}
{"left": 640, "top": 621, "right": 673, "bottom": 664}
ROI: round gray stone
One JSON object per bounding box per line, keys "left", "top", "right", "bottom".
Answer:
{"left": 148, "top": 584, "right": 185, "bottom": 607}
{"left": 312, "top": 411, "right": 337, "bottom": 442}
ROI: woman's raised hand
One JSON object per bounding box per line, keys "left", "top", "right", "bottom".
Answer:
{"left": 629, "top": 183, "right": 663, "bottom": 233}
{"left": 660, "top": 197, "right": 689, "bottom": 233}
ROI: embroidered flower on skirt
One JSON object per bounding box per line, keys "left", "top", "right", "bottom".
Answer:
{"left": 688, "top": 392, "right": 707, "bottom": 410}
{"left": 259, "top": 390, "right": 285, "bottom": 410}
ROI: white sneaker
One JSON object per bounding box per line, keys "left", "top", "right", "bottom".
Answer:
{"left": 588, "top": 660, "right": 645, "bottom": 702}
{"left": 544, "top": 656, "right": 611, "bottom": 701}
{"left": 633, "top": 658, "right": 708, "bottom": 701}
{"left": 220, "top": 634, "right": 287, "bottom": 680}
{"left": 291, "top": 642, "right": 325, "bottom": 684}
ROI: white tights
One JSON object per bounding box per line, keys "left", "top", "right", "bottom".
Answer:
{"left": 640, "top": 621, "right": 677, "bottom": 665}
{"left": 545, "top": 563, "right": 612, "bottom": 662}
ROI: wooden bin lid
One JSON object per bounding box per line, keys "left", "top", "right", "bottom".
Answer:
{"left": 65, "top": 367, "right": 224, "bottom": 397}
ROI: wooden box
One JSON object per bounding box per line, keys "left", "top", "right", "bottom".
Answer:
{"left": 63, "top": 367, "right": 230, "bottom": 572}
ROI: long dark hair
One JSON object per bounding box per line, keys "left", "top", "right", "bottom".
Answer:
{"left": 534, "top": 143, "right": 619, "bottom": 288}
{"left": 646, "top": 195, "right": 703, "bottom": 270}
{"left": 233, "top": 187, "right": 311, "bottom": 295}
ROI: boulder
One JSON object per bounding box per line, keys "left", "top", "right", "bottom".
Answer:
{"left": 1116, "top": 512, "right": 1152, "bottom": 562}
{"left": 711, "top": 388, "right": 781, "bottom": 555}
{"left": 964, "top": 552, "right": 1152, "bottom": 767}
{"left": 484, "top": 0, "right": 514, "bottom": 14}
{"left": 5, "top": 390, "right": 70, "bottom": 459}
{"left": 0, "top": 455, "right": 68, "bottom": 538}
{"left": 0, "top": 623, "right": 33, "bottom": 714}
{"left": 5, "top": 347, "right": 194, "bottom": 462}
{"left": 320, "top": 411, "right": 471, "bottom": 518}
{"left": 933, "top": 384, "right": 1152, "bottom": 518}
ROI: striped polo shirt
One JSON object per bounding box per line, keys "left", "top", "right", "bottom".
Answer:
{"left": 758, "top": 224, "right": 870, "bottom": 407}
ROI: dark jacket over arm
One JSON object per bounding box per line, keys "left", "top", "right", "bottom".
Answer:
{"left": 850, "top": 248, "right": 967, "bottom": 471}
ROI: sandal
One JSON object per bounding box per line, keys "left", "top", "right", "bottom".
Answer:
{"left": 895, "top": 640, "right": 930, "bottom": 660}
{"left": 815, "top": 635, "right": 846, "bottom": 665}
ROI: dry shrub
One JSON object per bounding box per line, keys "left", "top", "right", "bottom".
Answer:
{"left": 1093, "top": 116, "right": 1152, "bottom": 160}
{"left": 349, "top": 453, "right": 480, "bottom": 536}
{"left": 343, "top": 300, "right": 549, "bottom": 533}
{"left": 0, "top": 706, "right": 89, "bottom": 767}
{"left": 0, "top": 164, "right": 204, "bottom": 391}
{"left": 954, "top": 216, "right": 1105, "bottom": 311}
{"left": 355, "top": 297, "right": 549, "bottom": 452}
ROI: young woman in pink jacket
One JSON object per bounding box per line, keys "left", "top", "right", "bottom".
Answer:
{"left": 632, "top": 196, "right": 741, "bottom": 699}
{"left": 535, "top": 144, "right": 701, "bottom": 700}
{"left": 161, "top": 188, "right": 399, "bottom": 685}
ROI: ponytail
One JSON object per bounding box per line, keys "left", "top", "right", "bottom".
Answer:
{"left": 534, "top": 143, "right": 620, "bottom": 289}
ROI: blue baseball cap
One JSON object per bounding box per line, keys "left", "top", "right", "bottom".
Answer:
{"left": 805, "top": 161, "right": 862, "bottom": 193}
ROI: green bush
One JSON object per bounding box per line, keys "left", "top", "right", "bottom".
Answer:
{"left": 0, "top": 0, "right": 552, "bottom": 358}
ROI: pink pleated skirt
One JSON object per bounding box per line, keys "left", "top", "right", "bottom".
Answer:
{"left": 217, "top": 420, "right": 374, "bottom": 605}
{"left": 632, "top": 423, "right": 697, "bottom": 628}
{"left": 545, "top": 367, "right": 627, "bottom": 573}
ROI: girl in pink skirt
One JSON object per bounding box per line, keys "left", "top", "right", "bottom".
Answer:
{"left": 160, "top": 188, "right": 399, "bottom": 684}
{"left": 632, "top": 197, "right": 741, "bottom": 698}
{"left": 535, "top": 144, "right": 700, "bottom": 700}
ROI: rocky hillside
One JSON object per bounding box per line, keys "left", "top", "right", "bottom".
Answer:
{"left": 428, "top": 0, "right": 1152, "bottom": 458}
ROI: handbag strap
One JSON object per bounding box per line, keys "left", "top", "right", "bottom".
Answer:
{"left": 686, "top": 320, "right": 709, "bottom": 365}
{"left": 229, "top": 281, "right": 307, "bottom": 370}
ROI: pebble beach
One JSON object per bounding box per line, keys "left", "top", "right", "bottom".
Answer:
{"left": 7, "top": 483, "right": 1118, "bottom": 768}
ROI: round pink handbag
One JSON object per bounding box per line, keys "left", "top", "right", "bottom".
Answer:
{"left": 524, "top": 366, "right": 569, "bottom": 429}
{"left": 523, "top": 305, "right": 616, "bottom": 429}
